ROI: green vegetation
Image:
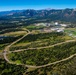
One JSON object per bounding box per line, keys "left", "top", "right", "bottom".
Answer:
{"left": 0, "top": 35, "right": 23, "bottom": 44}
{"left": 65, "top": 28, "right": 76, "bottom": 37}
{"left": 0, "top": 10, "right": 76, "bottom": 75}
{"left": 0, "top": 44, "right": 8, "bottom": 52}
{"left": 0, "top": 28, "right": 27, "bottom": 52}
{"left": 9, "top": 32, "right": 72, "bottom": 51}
{"left": 26, "top": 56, "right": 76, "bottom": 75}
{"left": 16, "top": 32, "right": 65, "bottom": 43}
{"left": 0, "top": 28, "right": 27, "bottom": 37}
{"left": 26, "top": 25, "right": 45, "bottom": 30}
{"left": 0, "top": 35, "right": 24, "bottom": 53}
{"left": 8, "top": 41, "right": 76, "bottom": 66}
{"left": 0, "top": 58, "right": 27, "bottom": 75}
{"left": 0, "top": 28, "right": 25, "bottom": 34}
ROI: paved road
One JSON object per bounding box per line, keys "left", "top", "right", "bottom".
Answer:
{"left": 3, "top": 29, "right": 76, "bottom": 68}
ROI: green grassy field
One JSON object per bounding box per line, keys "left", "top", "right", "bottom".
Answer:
{"left": 65, "top": 28, "right": 76, "bottom": 37}
{"left": 26, "top": 25, "right": 45, "bottom": 30}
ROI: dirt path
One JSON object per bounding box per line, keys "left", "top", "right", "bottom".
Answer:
{"left": 3, "top": 30, "right": 76, "bottom": 68}
{"left": 24, "top": 53, "right": 76, "bottom": 68}
{"left": 10, "top": 40, "right": 76, "bottom": 53}
{"left": 4, "top": 49, "right": 76, "bottom": 69}
{"left": 3, "top": 29, "right": 30, "bottom": 64}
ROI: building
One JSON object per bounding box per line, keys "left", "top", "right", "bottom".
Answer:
{"left": 60, "top": 24, "right": 67, "bottom": 27}
{"left": 56, "top": 29, "right": 64, "bottom": 32}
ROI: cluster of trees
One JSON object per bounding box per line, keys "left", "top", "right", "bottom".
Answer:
{"left": 0, "top": 35, "right": 23, "bottom": 44}
{"left": 17, "top": 32, "right": 65, "bottom": 43}
{"left": 26, "top": 56, "right": 76, "bottom": 75}
{"left": 0, "top": 23, "right": 22, "bottom": 30}
{"left": 0, "top": 44, "right": 8, "bottom": 51}
{"left": 1, "top": 53, "right": 76, "bottom": 75}
{"left": 0, "top": 27, "right": 26, "bottom": 52}
{"left": 0, "top": 58, "right": 27, "bottom": 75}
{"left": 0, "top": 35, "right": 23, "bottom": 52}
{"left": 0, "top": 28, "right": 24, "bottom": 34}
{"left": 10, "top": 32, "right": 66, "bottom": 51}
{"left": 8, "top": 41, "right": 76, "bottom": 66}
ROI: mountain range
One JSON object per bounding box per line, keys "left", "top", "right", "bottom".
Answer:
{"left": 0, "top": 8, "right": 76, "bottom": 23}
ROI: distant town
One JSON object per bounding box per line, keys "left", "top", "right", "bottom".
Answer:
{"left": 35, "top": 22, "right": 68, "bottom": 33}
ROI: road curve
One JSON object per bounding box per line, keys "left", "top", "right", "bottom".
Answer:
{"left": 10, "top": 40, "right": 76, "bottom": 53}
{"left": 3, "top": 30, "right": 76, "bottom": 68}
{"left": 3, "top": 29, "right": 30, "bottom": 63}
{"left": 4, "top": 40, "right": 76, "bottom": 68}
{"left": 3, "top": 51, "right": 76, "bottom": 68}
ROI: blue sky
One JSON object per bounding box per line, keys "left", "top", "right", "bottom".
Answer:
{"left": 0, "top": 0, "right": 76, "bottom": 11}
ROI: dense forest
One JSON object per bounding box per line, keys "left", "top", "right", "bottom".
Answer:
{"left": 26, "top": 56, "right": 76, "bottom": 75}
{"left": 0, "top": 59, "right": 27, "bottom": 75}
{"left": 8, "top": 41, "right": 76, "bottom": 66}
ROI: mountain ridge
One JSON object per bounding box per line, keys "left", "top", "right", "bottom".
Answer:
{"left": 0, "top": 8, "right": 76, "bottom": 23}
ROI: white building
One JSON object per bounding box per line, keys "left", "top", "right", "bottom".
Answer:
{"left": 56, "top": 29, "right": 64, "bottom": 32}
{"left": 60, "top": 24, "right": 67, "bottom": 27}
{"left": 55, "top": 22, "right": 58, "bottom": 25}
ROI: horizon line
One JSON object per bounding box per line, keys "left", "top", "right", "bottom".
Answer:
{"left": 0, "top": 8, "right": 76, "bottom": 12}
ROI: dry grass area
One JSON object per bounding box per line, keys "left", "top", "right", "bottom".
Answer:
{"left": 0, "top": 31, "right": 27, "bottom": 37}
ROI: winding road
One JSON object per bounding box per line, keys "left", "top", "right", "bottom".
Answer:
{"left": 3, "top": 29, "right": 76, "bottom": 68}
{"left": 10, "top": 40, "right": 76, "bottom": 53}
